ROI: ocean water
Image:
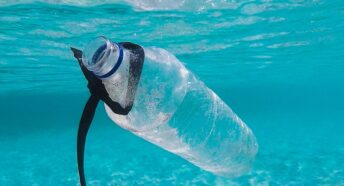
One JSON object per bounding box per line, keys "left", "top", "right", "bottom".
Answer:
{"left": 1, "top": 0, "right": 344, "bottom": 185}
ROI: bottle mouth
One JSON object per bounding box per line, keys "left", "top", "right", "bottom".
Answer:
{"left": 82, "top": 36, "right": 121, "bottom": 78}
{"left": 82, "top": 36, "right": 113, "bottom": 70}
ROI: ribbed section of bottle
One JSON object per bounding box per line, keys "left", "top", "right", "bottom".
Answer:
{"left": 105, "top": 47, "right": 258, "bottom": 178}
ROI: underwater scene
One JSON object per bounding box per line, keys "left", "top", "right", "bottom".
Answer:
{"left": 0, "top": 0, "right": 344, "bottom": 185}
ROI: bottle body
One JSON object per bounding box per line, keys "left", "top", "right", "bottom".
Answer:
{"left": 104, "top": 47, "right": 258, "bottom": 178}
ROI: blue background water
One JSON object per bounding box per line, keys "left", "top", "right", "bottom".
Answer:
{"left": 1, "top": 0, "right": 344, "bottom": 185}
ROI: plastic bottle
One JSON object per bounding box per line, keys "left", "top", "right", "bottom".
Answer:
{"left": 82, "top": 36, "right": 258, "bottom": 178}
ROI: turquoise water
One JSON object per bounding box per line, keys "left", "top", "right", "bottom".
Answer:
{"left": 1, "top": 0, "right": 344, "bottom": 185}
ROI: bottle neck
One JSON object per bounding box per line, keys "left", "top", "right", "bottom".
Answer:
{"left": 82, "top": 37, "right": 124, "bottom": 79}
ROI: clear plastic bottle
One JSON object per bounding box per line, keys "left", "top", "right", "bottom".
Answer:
{"left": 82, "top": 37, "right": 258, "bottom": 178}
